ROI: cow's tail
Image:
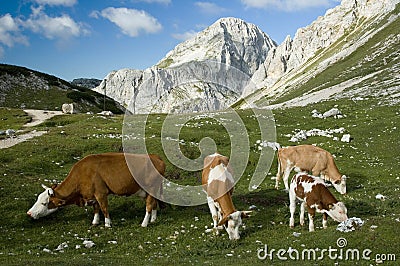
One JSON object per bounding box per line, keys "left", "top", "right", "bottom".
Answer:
{"left": 157, "top": 183, "right": 168, "bottom": 209}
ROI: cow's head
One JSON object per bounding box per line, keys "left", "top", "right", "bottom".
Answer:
{"left": 217, "top": 211, "right": 251, "bottom": 240}
{"left": 27, "top": 184, "right": 59, "bottom": 219}
{"left": 326, "top": 202, "right": 348, "bottom": 222}
{"left": 332, "top": 175, "right": 347, "bottom": 195}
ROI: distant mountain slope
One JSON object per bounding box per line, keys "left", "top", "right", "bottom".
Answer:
{"left": 71, "top": 78, "right": 102, "bottom": 89}
{"left": 93, "top": 17, "right": 276, "bottom": 114}
{"left": 0, "top": 64, "right": 125, "bottom": 114}
{"left": 239, "top": 0, "right": 400, "bottom": 108}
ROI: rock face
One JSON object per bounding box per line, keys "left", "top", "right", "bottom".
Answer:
{"left": 157, "top": 17, "right": 276, "bottom": 77}
{"left": 71, "top": 78, "right": 101, "bottom": 89}
{"left": 243, "top": 0, "right": 400, "bottom": 99}
{"left": 93, "top": 17, "right": 276, "bottom": 113}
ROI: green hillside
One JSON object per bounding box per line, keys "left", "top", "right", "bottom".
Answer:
{"left": 0, "top": 64, "right": 124, "bottom": 114}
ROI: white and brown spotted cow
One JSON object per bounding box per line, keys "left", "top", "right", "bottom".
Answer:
{"left": 202, "top": 153, "right": 251, "bottom": 240}
{"left": 27, "top": 153, "right": 165, "bottom": 228}
{"left": 289, "top": 173, "right": 348, "bottom": 232}
{"left": 275, "top": 145, "right": 347, "bottom": 194}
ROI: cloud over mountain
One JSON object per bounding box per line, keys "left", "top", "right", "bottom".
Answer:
{"left": 91, "top": 7, "right": 162, "bottom": 37}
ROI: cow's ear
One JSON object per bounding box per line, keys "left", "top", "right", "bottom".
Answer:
{"left": 241, "top": 211, "right": 252, "bottom": 218}
{"left": 56, "top": 199, "right": 66, "bottom": 206}
{"left": 41, "top": 184, "right": 49, "bottom": 190}
{"left": 217, "top": 215, "right": 230, "bottom": 226}
{"left": 50, "top": 198, "right": 66, "bottom": 207}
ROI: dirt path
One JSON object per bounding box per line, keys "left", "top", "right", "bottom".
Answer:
{"left": 0, "top": 109, "right": 63, "bottom": 149}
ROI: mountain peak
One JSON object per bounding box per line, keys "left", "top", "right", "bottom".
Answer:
{"left": 157, "top": 17, "right": 276, "bottom": 76}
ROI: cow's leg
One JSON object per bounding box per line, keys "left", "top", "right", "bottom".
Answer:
{"left": 308, "top": 209, "right": 315, "bottom": 232}
{"left": 300, "top": 201, "right": 305, "bottom": 226}
{"left": 150, "top": 197, "right": 157, "bottom": 223}
{"left": 95, "top": 193, "right": 111, "bottom": 227}
{"left": 92, "top": 202, "right": 100, "bottom": 226}
{"left": 282, "top": 165, "right": 293, "bottom": 191}
{"left": 275, "top": 158, "right": 282, "bottom": 189}
{"left": 207, "top": 196, "right": 219, "bottom": 228}
{"left": 322, "top": 213, "right": 328, "bottom": 229}
{"left": 289, "top": 190, "right": 296, "bottom": 228}
{"left": 141, "top": 194, "right": 156, "bottom": 227}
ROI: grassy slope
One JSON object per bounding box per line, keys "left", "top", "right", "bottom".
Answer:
{"left": 0, "top": 108, "right": 31, "bottom": 139}
{"left": 0, "top": 97, "right": 399, "bottom": 265}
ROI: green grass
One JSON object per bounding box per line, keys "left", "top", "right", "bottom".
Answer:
{"left": 0, "top": 108, "right": 31, "bottom": 138}
{"left": 0, "top": 97, "right": 399, "bottom": 265}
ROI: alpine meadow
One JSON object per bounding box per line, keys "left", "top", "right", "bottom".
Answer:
{"left": 1, "top": 0, "right": 399, "bottom": 265}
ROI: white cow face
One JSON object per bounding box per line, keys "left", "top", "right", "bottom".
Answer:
{"left": 226, "top": 211, "right": 242, "bottom": 240}
{"left": 27, "top": 185, "right": 58, "bottom": 219}
{"left": 326, "top": 202, "right": 348, "bottom": 222}
{"left": 218, "top": 211, "right": 251, "bottom": 240}
{"left": 332, "top": 175, "right": 347, "bottom": 195}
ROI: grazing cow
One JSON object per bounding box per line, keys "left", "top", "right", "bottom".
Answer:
{"left": 27, "top": 153, "right": 165, "bottom": 228}
{"left": 202, "top": 153, "right": 251, "bottom": 240}
{"left": 289, "top": 173, "right": 348, "bottom": 232}
{"left": 275, "top": 145, "right": 347, "bottom": 194}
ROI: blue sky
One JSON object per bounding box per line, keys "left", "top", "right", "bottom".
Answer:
{"left": 1, "top": 0, "right": 341, "bottom": 81}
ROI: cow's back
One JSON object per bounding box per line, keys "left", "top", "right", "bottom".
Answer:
{"left": 69, "top": 153, "right": 164, "bottom": 197}
{"left": 281, "top": 145, "right": 329, "bottom": 172}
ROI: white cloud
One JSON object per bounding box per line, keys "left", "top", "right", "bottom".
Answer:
{"left": 93, "top": 7, "right": 162, "bottom": 37}
{"left": 172, "top": 30, "right": 198, "bottom": 41}
{"left": 32, "top": 0, "right": 77, "bottom": 6}
{"left": 241, "top": 0, "right": 334, "bottom": 11}
{"left": 24, "top": 7, "right": 89, "bottom": 40}
{"left": 0, "top": 14, "right": 29, "bottom": 48}
{"left": 194, "top": 2, "right": 228, "bottom": 14}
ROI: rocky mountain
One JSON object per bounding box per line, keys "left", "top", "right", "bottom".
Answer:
{"left": 240, "top": 0, "right": 400, "bottom": 107}
{"left": 71, "top": 78, "right": 102, "bottom": 89}
{"left": 93, "top": 17, "right": 276, "bottom": 113}
{"left": 0, "top": 64, "right": 125, "bottom": 114}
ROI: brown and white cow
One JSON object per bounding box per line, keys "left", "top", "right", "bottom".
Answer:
{"left": 27, "top": 153, "right": 165, "bottom": 228}
{"left": 202, "top": 153, "right": 251, "bottom": 240}
{"left": 289, "top": 173, "right": 348, "bottom": 232}
{"left": 275, "top": 145, "right": 347, "bottom": 194}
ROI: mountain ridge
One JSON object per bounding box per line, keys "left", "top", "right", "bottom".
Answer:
{"left": 240, "top": 0, "right": 400, "bottom": 108}
{"left": 93, "top": 17, "right": 275, "bottom": 114}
